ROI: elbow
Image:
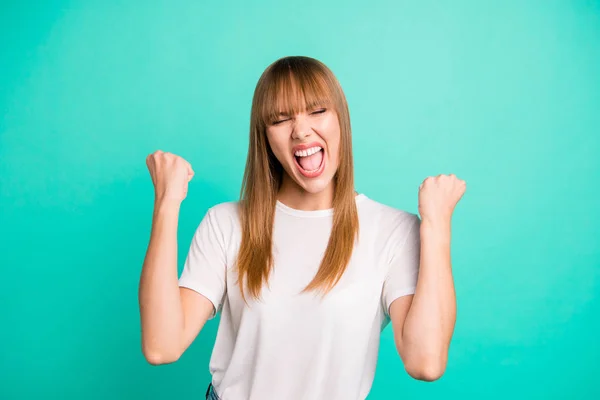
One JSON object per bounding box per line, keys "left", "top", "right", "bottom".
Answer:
{"left": 405, "top": 359, "right": 446, "bottom": 382}
{"left": 143, "top": 352, "right": 180, "bottom": 366}
{"left": 142, "top": 344, "right": 181, "bottom": 366}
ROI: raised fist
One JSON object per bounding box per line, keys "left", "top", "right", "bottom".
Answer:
{"left": 146, "top": 150, "right": 194, "bottom": 203}
{"left": 418, "top": 174, "right": 466, "bottom": 223}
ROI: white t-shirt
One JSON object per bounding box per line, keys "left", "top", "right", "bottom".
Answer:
{"left": 178, "top": 193, "right": 421, "bottom": 400}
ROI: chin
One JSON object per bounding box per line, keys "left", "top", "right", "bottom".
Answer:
{"left": 291, "top": 162, "right": 338, "bottom": 193}
{"left": 297, "top": 177, "right": 333, "bottom": 194}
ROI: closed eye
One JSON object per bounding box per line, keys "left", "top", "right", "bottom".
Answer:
{"left": 271, "top": 109, "right": 325, "bottom": 125}
{"left": 272, "top": 118, "right": 290, "bottom": 125}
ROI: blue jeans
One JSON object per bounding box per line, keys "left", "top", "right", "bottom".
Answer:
{"left": 205, "top": 383, "right": 220, "bottom": 400}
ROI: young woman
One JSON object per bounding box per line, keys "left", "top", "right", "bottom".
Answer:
{"left": 139, "top": 56, "right": 466, "bottom": 400}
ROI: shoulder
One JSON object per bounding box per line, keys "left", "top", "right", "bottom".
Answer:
{"left": 203, "top": 201, "right": 242, "bottom": 232}
{"left": 192, "top": 201, "right": 242, "bottom": 252}
{"left": 188, "top": 201, "right": 241, "bottom": 237}
{"left": 206, "top": 200, "right": 241, "bottom": 220}
{"left": 358, "top": 195, "right": 420, "bottom": 235}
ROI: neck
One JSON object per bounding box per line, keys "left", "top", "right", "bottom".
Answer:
{"left": 277, "top": 176, "right": 335, "bottom": 211}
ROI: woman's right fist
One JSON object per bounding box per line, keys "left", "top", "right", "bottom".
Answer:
{"left": 146, "top": 151, "right": 194, "bottom": 203}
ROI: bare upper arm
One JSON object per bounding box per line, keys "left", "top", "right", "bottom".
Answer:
{"left": 389, "top": 294, "right": 414, "bottom": 361}
{"left": 179, "top": 287, "right": 215, "bottom": 356}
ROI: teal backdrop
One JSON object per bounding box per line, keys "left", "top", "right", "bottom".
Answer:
{"left": 1, "top": 0, "right": 599, "bottom": 399}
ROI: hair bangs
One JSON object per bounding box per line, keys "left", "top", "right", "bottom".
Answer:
{"left": 260, "top": 65, "right": 334, "bottom": 126}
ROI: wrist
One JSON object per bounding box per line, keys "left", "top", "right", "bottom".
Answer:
{"left": 420, "top": 217, "right": 451, "bottom": 238}
{"left": 154, "top": 198, "right": 181, "bottom": 215}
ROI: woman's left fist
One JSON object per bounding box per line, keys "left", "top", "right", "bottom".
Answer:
{"left": 418, "top": 174, "right": 466, "bottom": 223}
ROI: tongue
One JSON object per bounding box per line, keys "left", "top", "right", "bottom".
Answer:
{"left": 298, "top": 150, "right": 323, "bottom": 171}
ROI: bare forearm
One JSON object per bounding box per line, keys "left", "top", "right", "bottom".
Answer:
{"left": 138, "top": 200, "right": 184, "bottom": 363}
{"left": 402, "top": 219, "right": 456, "bottom": 373}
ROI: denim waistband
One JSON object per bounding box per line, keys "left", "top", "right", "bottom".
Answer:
{"left": 205, "top": 383, "right": 220, "bottom": 400}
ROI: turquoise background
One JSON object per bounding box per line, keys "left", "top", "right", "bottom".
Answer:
{"left": 1, "top": 0, "right": 599, "bottom": 399}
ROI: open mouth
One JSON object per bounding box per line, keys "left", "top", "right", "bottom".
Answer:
{"left": 293, "top": 146, "right": 325, "bottom": 178}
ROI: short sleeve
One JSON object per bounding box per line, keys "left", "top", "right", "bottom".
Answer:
{"left": 381, "top": 214, "right": 421, "bottom": 317}
{"left": 178, "top": 208, "right": 227, "bottom": 320}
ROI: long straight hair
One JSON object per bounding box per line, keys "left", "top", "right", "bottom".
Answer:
{"left": 236, "top": 56, "right": 359, "bottom": 303}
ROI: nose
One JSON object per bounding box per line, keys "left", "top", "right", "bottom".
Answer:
{"left": 291, "top": 114, "right": 312, "bottom": 141}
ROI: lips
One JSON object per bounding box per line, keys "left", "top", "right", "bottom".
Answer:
{"left": 292, "top": 141, "right": 325, "bottom": 154}
{"left": 292, "top": 141, "right": 326, "bottom": 178}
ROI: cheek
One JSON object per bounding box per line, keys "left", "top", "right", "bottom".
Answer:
{"left": 266, "top": 130, "right": 288, "bottom": 162}
{"left": 321, "top": 118, "right": 341, "bottom": 159}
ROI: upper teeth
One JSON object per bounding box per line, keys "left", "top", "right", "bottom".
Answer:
{"left": 294, "top": 146, "right": 322, "bottom": 157}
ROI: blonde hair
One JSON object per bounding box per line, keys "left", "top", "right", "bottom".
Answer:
{"left": 236, "top": 56, "right": 359, "bottom": 303}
